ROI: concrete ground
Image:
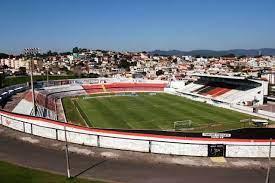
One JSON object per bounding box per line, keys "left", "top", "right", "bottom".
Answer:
{"left": 0, "top": 125, "right": 274, "bottom": 183}
{"left": 1, "top": 91, "right": 28, "bottom": 111}
{"left": 257, "top": 102, "right": 275, "bottom": 113}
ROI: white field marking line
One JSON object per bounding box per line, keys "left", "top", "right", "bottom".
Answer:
{"left": 20, "top": 137, "right": 40, "bottom": 144}
{"left": 82, "top": 94, "right": 141, "bottom": 127}
{"left": 78, "top": 107, "right": 92, "bottom": 127}
{"left": 83, "top": 94, "right": 139, "bottom": 100}
{"left": 72, "top": 99, "right": 90, "bottom": 127}
{"left": 85, "top": 94, "right": 239, "bottom": 128}
{"left": 83, "top": 95, "right": 115, "bottom": 100}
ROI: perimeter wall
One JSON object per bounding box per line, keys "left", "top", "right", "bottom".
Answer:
{"left": 0, "top": 110, "right": 274, "bottom": 158}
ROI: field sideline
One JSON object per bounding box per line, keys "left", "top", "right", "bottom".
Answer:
{"left": 62, "top": 92, "right": 255, "bottom": 132}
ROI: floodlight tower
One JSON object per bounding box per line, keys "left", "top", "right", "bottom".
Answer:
{"left": 24, "top": 48, "right": 39, "bottom": 116}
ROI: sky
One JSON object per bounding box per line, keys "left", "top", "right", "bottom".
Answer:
{"left": 0, "top": 0, "right": 275, "bottom": 54}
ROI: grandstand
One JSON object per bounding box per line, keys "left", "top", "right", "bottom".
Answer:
{"left": 4, "top": 77, "right": 274, "bottom": 125}
{"left": 2, "top": 77, "right": 275, "bottom": 160}
{"left": 0, "top": 84, "right": 27, "bottom": 105}
{"left": 83, "top": 82, "right": 166, "bottom": 94}
{"left": 12, "top": 84, "right": 86, "bottom": 120}
{"left": 10, "top": 80, "right": 167, "bottom": 121}
{"left": 174, "top": 74, "right": 268, "bottom": 106}
{"left": 38, "top": 84, "right": 86, "bottom": 98}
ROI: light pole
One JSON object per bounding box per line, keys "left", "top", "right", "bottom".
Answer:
{"left": 265, "top": 138, "right": 272, "bottom": 183}
{"left": 45, "top": 64, "right": 49, "bottom": 87}
{"left": 24, "top": 48, "right": 39, "bottom": 116}
{"left": 64, "top": 114, "right": 71, "bottom": 179}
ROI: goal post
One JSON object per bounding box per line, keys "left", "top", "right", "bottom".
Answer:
{"left": 173, "top": 120, "right": 193, "bottom": 131}
{"left": 240, "top": 118, "right": 251, "bottom": 128}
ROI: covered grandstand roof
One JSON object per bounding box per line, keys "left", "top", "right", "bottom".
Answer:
{"left": 191, "top": 74, "right": 247, "bottom": 80}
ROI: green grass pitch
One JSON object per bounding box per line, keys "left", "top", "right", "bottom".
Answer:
{"left": 0, "top": 161, "right": 106, "bottom": 183}
{"left": 62, "top": 92, "right": 256, "bottom": 132}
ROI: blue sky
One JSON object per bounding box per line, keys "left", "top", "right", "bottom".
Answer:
{"left": 1, "top": 0, "right": 275, "bottom": 54}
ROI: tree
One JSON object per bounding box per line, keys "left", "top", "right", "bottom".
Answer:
{"left": 52, "top": 52, "right": 58, "bottom": 56}
{"left": 118, "top": 59, "right": 131, "bottom": 71}
{"left": 60, "top": 51, "right": 72, "bottom": 56}
{"left": 88, "top": 73, "right": 100, "bottom": 78}
{"left": 0, "top": 72, "right": 4, "bottom": 88}
{"left": 238, "top": 55, "right": 247, "bottom": 59}
{"left": 72, "top": 47, "right": 79, "bottom": 53}
{"left": 0, "top": 53, "right": 9, "bottom": 59}
{"left": 222, "top": 53, "right": 235, "bottom": 58}
{"left": 254, "top": 55, "right": 263, "bottom": 58}
{"left": 47, "top": 50, "right": 53, "bottom": 56}
{"left": 156, "top": 70, "right": 164, "bottom": 76}
{"left": 18, "top": 67, "right": 27, "bottom": 75}
{"left": 233, "top": 65, "right": 245, "bottom": 72}
{"left": 2, "top": 65, "right": 9, "bottom": 69}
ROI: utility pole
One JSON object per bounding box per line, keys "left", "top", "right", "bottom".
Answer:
{"left": 24, "top": 48, "right": 39, "bottom": 116}
{"left": 265, "top": 138, "right": 272, "bottom": 183}
{"left": 47, "top": 69, "right": 49, "bottom": 85}
{"left": 45, "top": 64, "right": 49, "bottom": 87}
{"left": 64, "top": 116, "right": 71, "bottom": 178}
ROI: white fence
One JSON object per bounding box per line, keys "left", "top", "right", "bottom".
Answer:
{"left": 0, "top": 110, "right": 274, "bottom": 158}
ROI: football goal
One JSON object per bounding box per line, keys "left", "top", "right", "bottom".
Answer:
{"left": 173, "top": 120, "right": 193, "bottom": 131}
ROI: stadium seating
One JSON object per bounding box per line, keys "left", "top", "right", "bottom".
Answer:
{"left": 35, "top": 105, "right": 57, "bottom": 120}
{"left": 0, "top": 85, "right": 27, "bottom": 104}
{"left": 15, "top": 84, "right": 87, "bottom": 119}
{"left": 177, "top": 83, "right": 204, "bottom": 93}
{"left": 11, "top": 79, "right": 168, "bottom": 120}
{"left": 218, "top": 87, "right": 262, "bottom": 104}
{"left": 24, "top": 91, "right": 56, "bottom": 111}
{"left": 82, "top": 84, "right": 104, "bottom": 93}
{"left": 22, "top": 84, "right": 87, "bottom": 113}
{"left": 195, "top": 82, "right": 235, "bottom": 97}
{"left": 83, "top": 82, "right": 167, "bottom": 94}
{"left": 175, "top": 78, "right": 264, "bottom": 105}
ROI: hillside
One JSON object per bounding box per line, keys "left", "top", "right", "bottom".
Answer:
{"left": 150, "top": 48, "right": 275, "bottom": 57}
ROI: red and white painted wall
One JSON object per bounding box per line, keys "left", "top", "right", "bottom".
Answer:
{"left": 0, "top": 110, "right": 274, "bottom": 158}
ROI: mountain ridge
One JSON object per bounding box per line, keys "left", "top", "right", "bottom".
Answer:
{"left": 149, "top": 48, "right": 275, "bottom": 57}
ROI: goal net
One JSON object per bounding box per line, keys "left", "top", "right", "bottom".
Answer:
{"left": 173, "top": 120, "right": 193, "bottom": 131}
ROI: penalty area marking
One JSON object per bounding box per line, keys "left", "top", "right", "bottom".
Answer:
{"left": 82, "top": 93, "right": 157, "bottom": 100}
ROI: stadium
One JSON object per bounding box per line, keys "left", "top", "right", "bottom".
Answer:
{"left": 0, "top": 75, "right": 275, "bottom": 158}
